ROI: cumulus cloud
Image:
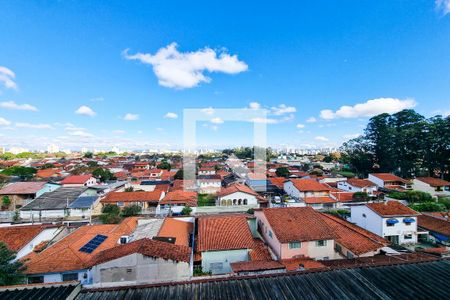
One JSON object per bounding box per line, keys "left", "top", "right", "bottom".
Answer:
{"left": 0, "top": 101, "right": 38, "bottom": 111}
{"left": 68, "top": 130, "right": 94, "bottom": 138}
{"left": 15, "top": 122, "right": 54, "bottom": 129}
{"left": 315, "top": 136, "right": 329, "bottom": 142}
{"left": 123, "top": 43, "right": 248, "bottom": 89}
{"left": 75, "top": 105, "right": 96, "bottom": 117}
{"left": 271, "top": 104, "right": 296, "bottom": 115}
{"left": 202, "top": 107, "right": 215, "bottom": 115}
{"left": 436, "top": 0, "right": 450, "bottom": 15}
{"left": 306, "top": 117, "right": 317, "bottom": 123}
{"left": 320, "top": 98, "right": 416, "bottom": 120}
{"left": 0, "top": 66, "right": 17, "bottom": 90}
{"left": 0, "top": 117, "right": 11, "bottom": 126}
{"left": 210, "top": 117, "right": 224, "bottom": 124}
{"left": 296, "top": 123, "right": 305, "bottom": 129}
{"left": 164, "top": 112, "right": 178, "bottom": 119}
{"left": 123, "top": 113, "right": 139, "bottom": 121}
{"left": 249, "top": 102, "right": 261, "bottom": 109}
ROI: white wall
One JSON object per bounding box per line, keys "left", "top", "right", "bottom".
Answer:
{"left": 368, "top": 174, "right": 385, "bottom": 188}
{"left": 201, "top": 249, "right": 249, "bottom": 274}
{"left": 217, "top": 191, "right": 258, "bottom": 207}
{"left": 16, "top": 227, "right": 61, "bottom": 260}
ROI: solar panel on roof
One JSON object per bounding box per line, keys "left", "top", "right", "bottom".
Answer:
{"left": 79, "top": 234, "right": 108, "bottom": 253}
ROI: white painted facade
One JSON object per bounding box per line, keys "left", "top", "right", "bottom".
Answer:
{"left": 15, "top": 227, "right": 62, "bottom": 260}
{"left": 201, "top": 249, "right": 249, "bottom": 274}
{"left": 351, "top": 205, "right": 418, "bottom": 244}
{"left": 217, "top": 191, "right": 258, "bottom": 207}
{"left": 337, "top": 181, "right": 377, "bottom": 195}
{"left": 412, "top": 179, "right": 450, "bottom": 197}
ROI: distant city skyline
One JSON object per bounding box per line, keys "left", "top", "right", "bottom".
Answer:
{"left": 1, "top": 1, "right": 450, "bottom": 150}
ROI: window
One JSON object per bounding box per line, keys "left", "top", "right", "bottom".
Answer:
{"left": 387, "top": 222, "right": 395, "bottom": 227}
{"left": 62, "top": 273, "right": 78, "bottom": 281}
{"left": 362, "top": 213, "right": 366, "bottom": 218}
{"left": 243, "top": 199, "right": 248, "bottom": 205}
{"left": 28, "top": 276, "right": 44, "bottom": 284}
{"left": 316, "top": 240, "right": 327, "bottom": 247}
{"left": 117, "top": 201, "right": 124, "bottom": 207}
{"left": 288, "top": 242, "right": 301, "bottom": 249}
{"left": 335, "top": 244, "right": 342, "bottom": 253}
{"left": 347, "top": 252, "right": 354, "bottom": 259}
{"left": 404, "top": 234, "right": 413, "bottom": 240}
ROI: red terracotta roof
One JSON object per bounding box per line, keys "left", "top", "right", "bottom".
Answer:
{"left": 370, "top": 173, "right": 409, "bottom": 184}
{"left": 230, "top": 260, "right": 284, "bottom": 273}
{"left": 60, "top": 174, "right": 94, "bottom": 185}
{"left": 160, "top": 190, "right": 198, "bottom": 207}
{"left": 23, "top": 217, "right": 138, "bottom": 274}
{"left": 303, "top": 196, "right": 337, "bottom": 204}
{"left": 417, "top": 214, "right": 450, "bottom": 236}
{"left": 88, "top": 238, "right": 190, "bottom": 266}
{"left": 367, "top": 201, "right": 419, "bottom": 217}
{"left": 101, "top": 191, "right": 163, "bottom": 203}
{"left": 36, "top": 169, "right": 61, "bottom": 178}
{"left": 347, "top": 178, "right": 376, "bottom": 188}
{"left": 157, "top": 218, "right": 193, "bottom": 247}
{"left": 197, "top": 215, "right": 255, "bottom": 252}
{"left": 269, "top": 177, "right": 286, "bottom": 189}
{"left": 0, "top": 182, "right": 47, "bottom": 195}
{"left": 416, "top": 177, "right": 450, "bottom": 187}
{"left": 330, "top": 192, "right": 355, "bottom": 202}
{"left": 250, "top": 239, "right": 272, "bottom": 261}
{"left": 319, "top": 213, "right": 388, "bottom": 255}
{"left": 216, "top": 183, "right": 258, "bottom": 197}
{"left": 280, "top": 257, "right": 326, "bottom": 271}
{"left": 289, "top": 179, "right": 330, "bottom": 192}
{"left": 0, "top": 224, "right": 56, "bottom": 251}
{"left": 259, "top": 207, "right": 335, "bottom": 243}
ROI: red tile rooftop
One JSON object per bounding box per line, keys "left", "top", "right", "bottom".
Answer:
{"left": 366, "top": 201, "right": 419, "bottom": 217}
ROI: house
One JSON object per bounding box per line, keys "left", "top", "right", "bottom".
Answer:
{"left": 157, "top": 190, "right": 198, "bottom": 215}
{"left": 198, "top": 166, "right": 216, "bottom": 176}
{"left": 0, "top": 182, "right": 60, "bottom": 211}
{"left": 283, "top": 179, "right": 335, "bottom": 209}
{"left": 88, "top": 238, "right": 191, "bottom": 287}
{"left": 36, "top": 168, "right": 63, "bottom": 179}
{"left": 22, "top": 217, "right": 138, "bottom": 284}
{"left": 20, "top": 187, "right": 99, "bottom": 221}
{"left": 417, "top": 214, "right": 450, "bottom": 246}
{"left": 350, "top": 201, "right": 420, "bottom": 245}
{"left": 0, "top": 224, "right": 65, "bottom": 260}
{"left": 101, "top": 191, "right": 165, "bottom": 213}
{"left": 196, "top": 175, "right": 221, "bottom": 194}
{"left": 196, "top": 214, "right": 258, "bottom": 274}
{"left": 254, "top": 207, "right": 337, "bottom": 260}
{"left": 368, "top": 173, "right": 412, "bottom": 191}
{"left": 60, "top": 174, "right": 97, "bottom": 187}
{"left": 413, "top": 177, "right": 450, "bottom": 197}
{"left": 337, "top": 178, "right": 378, "bottom": 195}
{"left": 245, "top": 173, "right": 268, "bottom": 192}
{"left": 216, "top": 183, "right": 267, "bottom": 208}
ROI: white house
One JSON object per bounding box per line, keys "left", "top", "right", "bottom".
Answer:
{"left": 368, "top": 173, "right": 412, "bottom": 190}
{"left": 60, "top": 174, "right": 97, "bottom": 187}
{"left": 413, "top": 177, "right": 450, "bottom": 197}
{"left": 350, "top": 201, "right": 420, "bottom": 245}
{"left": 337, "top": 178, "right": 378, "bottom": 195}
{"left": 197, "top": 175, "right": 222, "bottom": 194}
{"left": 283, "top": 179, "right": 335, "bottom": 209}
{"left": 216, "top": 183, "right": 263, "bottom": 207}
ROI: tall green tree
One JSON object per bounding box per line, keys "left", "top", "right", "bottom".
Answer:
{"left": 0, "top": 242, "right": 26, "bottom": 286}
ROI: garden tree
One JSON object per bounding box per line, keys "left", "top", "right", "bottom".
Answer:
{"left": 157, "top": 160, "right": 171, "bottom": 170}
{"left": 41, "top": 163, "right": 55, "bottom": 169}
{"left": 124, "top": 186, "right": 134, "bottom": 192}
{"left": 409, "top": 202, "right": 445, "bottom": 212}
{"left": 174, "top": 169, "right": 184, "bottom": 180}
{"left": 275, "top": 167, "right": 290, "bottom": 178}
{"left": 352, "top": 192, "right": 369, "bottom": 202}
{"left": 364, "top": 113, "right": 395, "bottom": 173}
{"left": 0, "top": 152, "right": 15, "bottom": 160}
{"left": 438, "top": 197, "right": 450, "bottom": 209}
{"left": 0, "top": 242, "right": 26, "bottom": 286}
{"left": 340, "top": 137, "right": 374, "bottom": 177}
{"left": 100, "top": 204, "right": 121, "bottom": 224}
{"left": 423, "top": 115, "right": 450, "bottom": 177}
{"left": 83, "top": 152, "right": 93, "bottom": 158}
{"left": 322, "top": 155, "right": 333, "bottom": 163}
{"left": 1, "top": 166, "right": 37, "bottom": 180}
{"left": 181, "top": 206, "right": 192, "bottom": 216}
{"left": 388, "top": 190, "right": 433, "bottom": 203}
{"left": 309, "top": 168, "right": 323, "bottom": 176}
{"left": 121, "top": 205, "right": 142, "bottom": 217}
{"left": 2, "top": 196, "right": 10, "bottom": 208}
{"left": 87, "top": 161, "right": 99, "bottom": 168}
{"left": 92, "top": 168, "right": 116, "bottom": 183}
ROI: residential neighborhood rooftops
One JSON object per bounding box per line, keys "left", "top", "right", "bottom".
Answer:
{"left": 88, "top": 238, "right": 191, "bottom": 267}
{"left": 0, "top": 182, "right": 47, "bottom": 195}
{"left": 415, "top": 177, "right": 450, "bottom": 187}
{"left": 366, "top": 201, "right": 419, "bottom": 217}
{"left": 160, "top": 190, "right": 198, "bottom": 207}
{"left": 20, "top": 187, "right": 89, "bottom": 210}
{"left": 217, "top": 183, "right": 259, "bottom": 197}
{"left": 258, "top": 207, "right": 335, "bottom": 243}
{"left": 101, "top": 191, "right": 164, "bottom": 203}
{"left": 0, "top": 224, "right": 58, "bottom": 252}
{"left": 157, "top": 218, "right": 193, "bottom": 247}
{"left": 346, "top": 178, "right": 376, "bottom": 188}
{"left": 289, "top": 179, "right": 330, "bottom": 192}
{"left": 417, "top": 214, "right": 450, "bottom": 237}
{"left": 230, "top": 260, "right": 284, "bottom": 273}
{"left": 369, "top": 173, "right": 409, "bottom": 183}
{"left": 303, "top": 196, "right": 337, "bottom": 204}
{"left": 197, "top": 214, "right": 255, "bottom": 252}
{"left": 60, "top": 174, "right": 94, "bottom": 185}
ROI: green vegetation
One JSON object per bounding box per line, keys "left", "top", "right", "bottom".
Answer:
{"left": 83, "top": 152, "right": 93, "bottom": 158}
{"left": 92, "top": 168, "right": 116, "bottom": 182}
{"left": 0, "top": 166, "right": 37, "bottom": 180}
{"left": 438, "top": 197, "right": 450, "bottom": 209}
{"left": 181, "top": 206, "right": 192, "bottom": 216}
{"left": 275, "top": 167, "right": 290, "bottom": 178}
{"left": 121, "top": 204, "right": 142, "bottom": 217}
{"left": 324, "top": 209, "right": 350, "bottom": 218}
{"left": 0, "top": 242, "right": 26, "bottom": 286}
{"left": 174, "top": 169, "right": 184, "bottom": 180}
{"left": 352, "top": 192, "right": 369, "bottom": 202}
{"left": 341, "top": 110, "right": 450, "bottom": 178}
{"left": 198, "top": 194, "right": 216, "bottom": 206}
{"left": 193, "top": 267, "right": 211, "bottom": 276}
{"left": 388, "top": 190, "right": 433, "bottom": 203}
{"left": 2, "top": 196, "right": 10, "bottom": 208}
{"left": 409, "top": 202, "right": 446, "bottom": 212}
{"left": 100, "top": 204, "right": 122, "bottom": 224}
{"left": 124, "top": 186, "right": 134, "bottom": 192}
{"left": 157, "top": 160, "right": 171, "bottom": 170}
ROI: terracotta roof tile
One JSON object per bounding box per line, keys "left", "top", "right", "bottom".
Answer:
{"left": 269, "top": 177, "right": 286, "bottom": 189}
{"left": 370, "top": 173, "right": 409, "bottom": 183}
{"left": 417, "top": 214, "right": 450, "bottom": 236}
{"left": 259, "top": 207, "right": 335, "bottom": 243}
{"left": 160, "top": 190, "right": 198, "bottom": 207}
{"left": 0, "top": 182, "right": 47, "bottom": 195}
{"left": 367, "top": 201, "right": 419, "bottom": 217}
{"left": 280, "top": 257, "right": 326, "bottom": 271}
{"left": 60, "top": 174, "right": 94, "bottom": 185}
{"left": 230, "top": 260, "right": 284, "bottom": 273}
{"left": 0, "top": 224, "right": 56, "bottom": 251}
{"left": 249, "top": 239, "right": 272, "bottom": 261}
{"left": 303, "top": 196, "right": 337, "bottom": 204}
{"left": 157, "top": 218, "right": 193, "bottom": 247}
{"left": 197, "top": 215, "right": 255, "bottom": 252}
{"left": 347, "top": 178, "right": 376, "bottom": 188}
{"left": 216, "top": 183, "right": 258, "bottom": 197}
{"left": 416, "top": 177, "right": 450, "bottom": 187}
{"left": 289, "top": 179, "right": 331, "bottom": 192}
{"left": 101, "top": 191, "right": 163, "bottom": 203}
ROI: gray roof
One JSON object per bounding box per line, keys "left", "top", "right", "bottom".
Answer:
{"left": 68, "top": 196, "right": 99, "bottom": 209}
{"left": 75, "top": 260, "right": 450, "bottom": 300}
{"left": 21, "top": 187, "right": 88, "bottom": 210}
{"left": 128, "top": 219, "right": 165, "bottom": 242}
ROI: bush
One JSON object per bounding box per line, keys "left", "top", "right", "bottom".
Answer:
{"left": 275, "top": 167, "right": 290, "bottom": 178}
{"left": 99, "top": 213, "right": 122, "bottom": 224}
{"left": 389, "top": 190, "right": 433, "bottom": 203}
{"left": 124, "top": 186, "right": 134, "bottom": 192}
{"left": 181, "top": 206, "right": 192, "bottom": 216}
{"left": 102, "top": 204, "right": 120, "bottom": 215}
{"left": 246, "top": 208, "right": 254, "bottom": 215}
{"left": 438, "top": 197, "right": 450, "bottom": 209}
{"left": 121, "top": 205, "right": 142, "bottom": 217}
{"left": 409, "top": 202, "right": 446, "bottom": 212}
{"left": 353, "top": 192, "right": 369, "bottom": 202}
{"left": 2, "top": 196, "right": 10, "bottom": 207}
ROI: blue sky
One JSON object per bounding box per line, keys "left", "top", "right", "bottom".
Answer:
{"left": 1, "top": 1, "right": 450, "bottom": 151}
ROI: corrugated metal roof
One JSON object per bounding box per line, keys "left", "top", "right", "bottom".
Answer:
{"left": 76, "top": 260, "right": 450, "bottom": 300}
{"left": 21, "top": 187, "right": 88, "bottom": 210}
{"left": 69, "top": 196, "right": 99, "bottom": 209}
{"left": 0, "top": 282, "right": 79, "bottom": 300}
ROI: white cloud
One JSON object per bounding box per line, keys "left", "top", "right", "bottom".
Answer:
{"left": 306, "top": 117, "right": 317, "bottom": 123}
{"left": 0, "top": 117, "right": 11, "bottom": 126}
{"left": 436, "top": 0, "right": 450, "bottom": 15}
{"left": 320, "top": 98, "right": 416, "bottom": 120}
{"left": 249, "top": 102, "right": 261, "bottom": 109}
{"left": 210, "top": 117, "right": 224, "bottom": 124}
{"left": 68, "top": 130, "right": 94, "bottom": 138}
{"left": 0, "top": 66, "right": 17, "bottom": 90}
{"left": 296, "top": 123, "right": 305, "bottom": 129}
{"left": 250, "top": 114, "right": 294, "bottom": 124}
{"left": 164, "top": 112, "right": 178, "bottom": 119}
{"left": 113, "top": 130, "right": 126, "bottom": 135}
{"left": 271, "top": 104, "right": 296, "bottom": 115}
{"left": 123, "top": 43, "right": 248, "bottom": 89}
{"left": 123, "top": 113, "right": 139, "bottom": 121}
{"left": 75, "top": 105, "right": 96, "bottom": 117}
{"left": 315, "top": 136, "right": 329, "bottom": 142}
{"left": 202, "top": 107, "right": 215, "bottom": 115}
{"left": 0, "top": 101, "right": 38, "bottom": 111}
{"left": 15, "top": 122, "right": 54, "bottom": 129}
{"left": 343, "top": 133, "right": 361, "bottom": 139}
